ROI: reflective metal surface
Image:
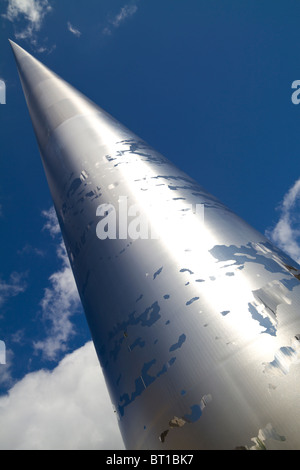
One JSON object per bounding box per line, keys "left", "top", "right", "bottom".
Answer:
{"left": 11, "top": 40, "right": 300, "bottom": 450}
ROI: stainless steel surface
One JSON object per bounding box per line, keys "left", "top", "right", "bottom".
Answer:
{"left": 10, "top": 39, "right": 300, "bottom": 450}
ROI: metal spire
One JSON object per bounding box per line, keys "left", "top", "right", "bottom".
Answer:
{"left": 11, "top": 40, "right": 300, "bottom": 450}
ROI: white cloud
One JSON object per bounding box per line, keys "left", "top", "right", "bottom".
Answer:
{"left": 42, "top": 206, "right": 60, "bottom": 237}
{"left": 0, "top": 271, "right": 27, "bottom": 386}
{"left": 35, "top": 207, "right": 81, "bottom": 360}
{"left": 0, "top": 272, "right": 27, "bottom": 309}
{"left": 2, "top": 0, "right": 52, "bottom": 43}
{"left": 0, "top": 206, "right": 124, "bottom": 450}
{"left": 266, "top": 178, "right": 300, "bottom": 263}
{"left": 34, "top": 247, "right": 81, "bottom": 360}
{"left": 103, "top": 3, "right": 138, "bottom": 35}
{"left": 0, "top": 349, "right": 14, "bottom": 389}
{"left": 67, "top": 21, "right": 81, "bottom": 37}
{"left": 17, "top": 244, "right": 45, "bottom": 257}
{"left": 3, "top": 207, "right": 123, "bottom": 450}
{"left": 111, "top": 4, "right": 138, "bottom": 28}
{"left": 0, "top": 342, "right": 125, "bottom": 450}
{"left": 3, "top": 0, "right": 52, "bottom": 24}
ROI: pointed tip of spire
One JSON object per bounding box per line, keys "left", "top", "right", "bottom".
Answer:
{"left": 8, "top": 38, "right": 18, "bottom": 49}
{"left": 9, "top": 39, "right": 24, "bottom": 52}
{"left": 9, "top": 40, "right": 33, "bottom": 72}
{"left": 9, "top": 39, "right": 20, "bottom": 64}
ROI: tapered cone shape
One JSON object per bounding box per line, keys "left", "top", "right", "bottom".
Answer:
{"left": 10, "top": 40, "right": 300, "bottom": 450}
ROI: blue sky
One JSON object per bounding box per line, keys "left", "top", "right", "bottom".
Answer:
{"left": 1, "top": 0, "right": 300, "bottom": 450}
